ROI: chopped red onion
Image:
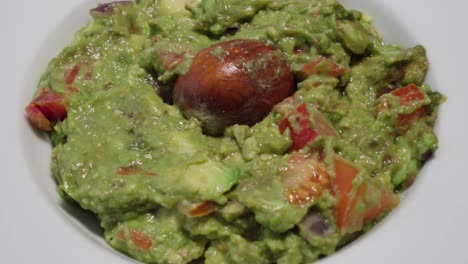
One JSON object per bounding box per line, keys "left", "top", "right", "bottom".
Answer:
{"left": 299, "top": 210, "right": 333, "bottom": 240}
{"left": 91, "top": 1, "right": 132, "bottom": 15}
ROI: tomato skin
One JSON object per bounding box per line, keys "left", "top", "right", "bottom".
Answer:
{"left": 116, "top": 165, "right": 156, "bottom": 176}
{"left": 378, "top": 83, "right": 427, "bottom": 134}
{"left": 279, "top": 104, "right": 318, "bottom": 151}
{"left": 177, "top": 201, "right": 218, "bottom": 218}
{"left": 332, "top": 156, "right": 398, "bottom": 233}
{"left": 25, "top": 88, "right": 67, "bottom": 131}
{"left": 332, "top": 156, "right": 360, "bottom": 230}
{"left": 188, "top": 201, "right": 218, "bottom": 217}
{"left": 298, "top": 57, "right": 348, "bottom": 80}
{"left": 391, "top": 83, "right": 425, "bottom": 105}
{"left": 396, "top": 106, "right": 427, "bottom": 134}
{"left": 64, "top": 62, "right": 94, "bottom": 86}
{"left": 115, "top": 228, "right": 153, "bottom": 252}
{"left": 65, "top": 64, "right": 80, "bottom": 85}
{"left": 344, "top": 182, "right": 398, "bottom": 232}
{"left": 279, "top": 103, "right": 337, "bottom": 151}
{"left": 361, "top": 187, "right": 397, "bottom": 223}
{"left": 25, "top": 104, "right": 51, "bottom": 131}
{"left": 129, "top": 228, "right": 152, "bottom": 252}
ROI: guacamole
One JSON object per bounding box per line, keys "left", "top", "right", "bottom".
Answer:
{"left": 25, "top": 0, "right": 444, "bottom": 263}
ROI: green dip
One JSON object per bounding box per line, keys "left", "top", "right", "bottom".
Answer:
{"left": 27, "top": 0, "right": 444, "bottom": 263}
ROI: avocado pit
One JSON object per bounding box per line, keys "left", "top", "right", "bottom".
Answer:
{"left": 173, "top": 39, "right": 294, "bottom": 136}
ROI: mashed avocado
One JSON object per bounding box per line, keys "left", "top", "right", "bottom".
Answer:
{"left": 26, "top": 0, "right": 444, "bottom": 263}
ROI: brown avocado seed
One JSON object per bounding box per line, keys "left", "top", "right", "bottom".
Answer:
{"left": 173, "top": 39, "right": 294, "bottom": 136}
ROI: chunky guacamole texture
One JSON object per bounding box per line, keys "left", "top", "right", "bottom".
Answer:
{"left": 32, "top": 0, "right": 443, "bottom": 263}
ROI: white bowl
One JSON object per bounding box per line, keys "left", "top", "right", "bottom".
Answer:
{"left": 3, "top": 0, "right": 468, "bottom": 263}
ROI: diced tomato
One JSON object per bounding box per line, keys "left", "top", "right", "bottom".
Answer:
{"left": 188, "top": 201, "right": 218, "bottom": 217}
{"left": 65, "top": 62, "right": 93, "bottom": 86}
{"left": 65, "top": 64, "right": 81, "bottom": 85}
{"left": 115, "top": 228, "right": 152, "bottom": 252}
{"left": 27, "top": 63, "right": 90, "bottom": 131}
{"left": 332, "top": 156, "right": 398, "bottom": 233}
{"left": 116, "top": 165, "right": 157, "bottom": 176}
{"left": 298, "top": 57, "right": 348, "bottom": 80}
{"left": 378, "top": 84, "right": 427, "bottom": 134}
{"left": 280, "top": 153, "right": 330, "bottom": 206}
{"left": 396, "top": 106, "right": 427, "bottom": 134}
{"left": 25, "top": 104, "right": 51, "bottom": 131}
{"left": 332, "top": 156, "right": 360, "bottom": 230}
{"left": 116, "top": 230, "right": 126, "bottom": 241}
{"left": 177, "top": 201, "right": 218, "bottom": 218}
{"left": 391, "top": 83, "right": 425, "bottom": 106}
{"left": 279, "top": 103, "right": 338, "bottom": 151}
{"left": 393, "top": 84, "right": 427, "bottom": 134}
{"left": 279, "top": 104, "right": 317, "bottom": 150}
{"left": 344, "top": 181, "right": 398, "bottom": 233}
{"left": 361, "top": 186, "right": 397, "bottom": 223}
{"left": 34, "top": 93, "right": 67, "bottom": 121}
{"left": 129, "top": 228, "right": 152, "bottom": 252}
{"left": 25, "top": 88, "right": 67, "bottom": 131}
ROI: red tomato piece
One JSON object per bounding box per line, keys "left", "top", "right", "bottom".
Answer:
{"left": 65, "top": 64, "right": 81, "bottom": 85}
{"left": 116, "top": 230, "right": 126, "bottom": 241}
{"left": 390, "top": 83, "right": 425, "bottom": 106}
{"left": 298, "top": 57, "right": 348, "bottom": 80}
{"left": 332, "top": 156, "right": 398, "bottom": 233}
{"left": 25, "top": 88, "right": 67, "bottom": 131}
{"left": 344, "top": 182, "right": 398, "bottom": 233}
{"left": 279, "top": 104, "right": 318, "bottom": 151}
{"left": 25, "top": 104, "right": 51, "bottom": 131}
{"left": 116, "top": 165, "right": 157, "bottom": 176}
{"left": 129, "top": 228, "right": 152, "bottom": 252}
{"left": 279, "top": 104, "right": 337, "bottom": 151}
{"left": 378, "top": 84, "right": 427, "bottom": 134}
{"left": 332, "top": 156, "right": 360, "bottom": 230}
{"left": 396, "top": 106, "right": 427, "bottom": 134}
{"left": 65, "top": 62, "right": 93, "bottom": 87}
{"left": 392, "top": 84, "right": 427, "bottom": 134}
{"left": 361, "top": 187, "right": 397, "bottom": 224}
{"left": 115, "top": 228, "right": 153, "bottom": 252}
{"left": 188, "top": 201, "right": 218, "bottom": 217}
{"left": 177, "top": 201, "right": 218, "bottom": 218}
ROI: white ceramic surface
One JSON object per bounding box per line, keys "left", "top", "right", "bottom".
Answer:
{"left": 2, "top": 0, "right": 467, "bottom": 263}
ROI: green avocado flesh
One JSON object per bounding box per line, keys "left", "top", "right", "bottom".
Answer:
{"left": 33, "top": 0, "right": 443, "bottom": 263}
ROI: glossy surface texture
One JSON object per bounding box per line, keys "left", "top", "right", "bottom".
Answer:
{"left": 2, "top": 0, "right": 468, "bottom": 263}
{"left": 174, "top": 39, "right": 293, "bottom": 135}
